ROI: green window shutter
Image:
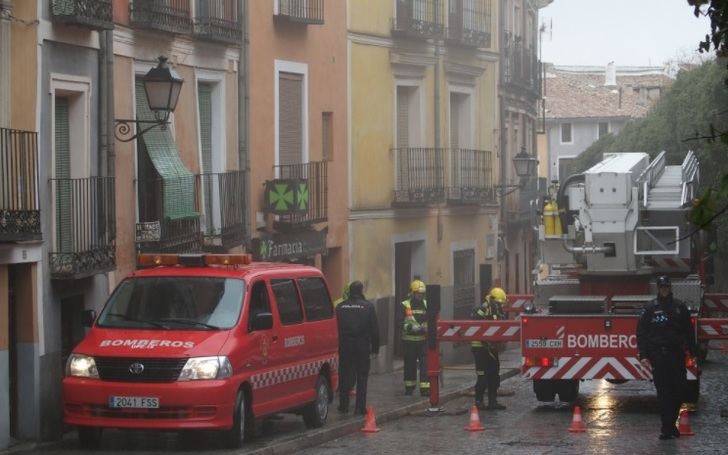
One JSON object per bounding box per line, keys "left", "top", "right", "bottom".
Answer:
{"left": 55, "top": 97, "right": 72, "bottom": 252}
{"left": 198, "top": 83, "right": 214, "bottom": 234}
{"left": 135, "top": 80, "right": 196, "bottom": 220}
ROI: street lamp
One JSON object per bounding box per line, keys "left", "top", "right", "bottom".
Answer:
{"left": 496, "top": 148, "right": 538, "bottom": 196}
{"left": 114, "top": 56, "right": 184, "bottom": 143}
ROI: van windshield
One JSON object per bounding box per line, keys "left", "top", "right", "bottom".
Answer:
{"left": 97, "top": 277, "right": 245, "bottom": 330}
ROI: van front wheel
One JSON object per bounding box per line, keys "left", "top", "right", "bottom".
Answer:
{"left": 225, "top": 391, "right": 249, "bottom": 448}
{"left": 303, "top": 375, "right": 330, "bottom": 428}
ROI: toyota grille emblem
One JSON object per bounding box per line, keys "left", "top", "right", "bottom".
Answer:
{"left": 129, "top": 362, "right": 145, "bottom": 375}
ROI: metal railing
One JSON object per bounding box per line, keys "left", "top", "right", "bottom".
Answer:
{"left": 680, "top": 150, "right": 700, "bottom": 207}
{"left": 0, "top": 128, "right": 40, "bottom": 242}
{"left": 393, "top": 147, "right": 445, "bottom": 206}
{"left": 274, "top": 161, "right": 328, "bottom": 225}
{"left": 502, "top": 33, "right": 540, "bottom": 96}
{"left": 194, "top": 0, "right": 241, "bottom": 44}
{"left": 446, "top": 0, "right": 491, "bottom": 47}
{"left": 392, "top": 0, "right": 444, "bottom": 38}
{"left": 49, "top": 177, "right": 115, "bottom": 279}
{"left": 50, "top": 0, "right": 113, "bottom": 29}
{"left": 447, "top": 148, "right": 495, "bottom": 204}
{"left": 130, "top": 0, "right": 193, "bottom": 34}
{"left": 198, "top": 171, "right": 246, "bottom": 251}
{"left": 275, "top": 0, "right": 324, "bottom": 25}
{"left": 136, "top": 176, "right": 202, "bottom": 254}
{"left": 637, "top": 150, "right": 666, "bottom": 207}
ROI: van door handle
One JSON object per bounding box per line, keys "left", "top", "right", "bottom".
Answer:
{"left": 272, "top": 335, "right": 278, "bottom": 342}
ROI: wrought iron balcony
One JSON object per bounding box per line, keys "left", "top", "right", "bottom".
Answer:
{"left": 392, "top": 0, "right": 445, "bottom": 38}
{"left": 502, "top": 33, "right": 541, "bottom": 97}
{"left": 130, "top": 0, "right": 193, "bottom": 35}
{"left": 275, "top": 0, "right": 324, "bottom": 25}
{"left": 49, "top": 177, "right": 115, "bottom": 279}
{"left": 393, "top": 147, "right": 445, "bottom": 207}
{"left": 0, "top": 128, "right": 40, "bottom": 242}
{"left": 199, "top": 171, "right": 247, "bottom": 252}
{"left": 50, "top": 0, "right": 113, "bottom": 30}
{"left": 271, "top": 161, "right": 328, "bottom": 226}
{"left": 194, "top": 0, "right": 242, "bottom": 44}
{"left": 135, "top": 176, "right": 201, "bottom": 254}
{"left": 446, "top": 148, "right": 495, "bottom": 205}
{"left": 446, "top": 0, "right": 491, "bottom": 48}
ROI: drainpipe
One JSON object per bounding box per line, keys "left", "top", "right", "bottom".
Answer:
{"left": 434, "top": 4, "right": 442, "bottom": 242}
{"left": 99, "top": 29, "right": 115, "bottom": 178}
{"left": 238, "top": 0, "right": 250, "bottom": 246}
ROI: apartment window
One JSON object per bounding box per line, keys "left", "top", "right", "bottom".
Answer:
{"left": 322, "top": 112, "right": 333, "bottom": 161}
{"left": 558, "top": 156, "right": 576, "bottom": 182}
{"left": 560, "top": 122, "right": 572, "bottom": 144}
{"left": 598, "top": 122, "right": 609, "bottom": 139}
{"left": 449, "top": 91, "right": 472, "bottom": 149}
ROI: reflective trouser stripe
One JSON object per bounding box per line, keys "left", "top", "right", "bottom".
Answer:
{"left": 419, "top": 382, "right": 430, "bottom": 388}
{"left": 404, "top": 380, "right": 417, "bottom": 387}
{"left": 475, "top": 370, "right": 485, "bottom": 375}
{"left": 402, "top": 335, "right": 426, "bottom": 342}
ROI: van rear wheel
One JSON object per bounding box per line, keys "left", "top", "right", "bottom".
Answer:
{"left": 303, "top": 375, "right": 330, "bottom": 428}
{"left": 77, "top": 426, "right": 102, "bottom": 449}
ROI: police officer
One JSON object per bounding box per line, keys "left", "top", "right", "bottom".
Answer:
{"left": 636, "top": 275, "right": 697, "bottom": 440}
{"left": 336, "top": 281, "right": 379, "bottom": 415}
{"left": 401, "top": 280, "right": 429, "bottom": 396}
{"left": 471, "top": 287, "right": 507, "bottom": 410}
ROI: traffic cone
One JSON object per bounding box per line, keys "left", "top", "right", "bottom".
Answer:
{"left": 360, "top": 406, "right": 380, "bottom": 433}
{"left": 677, "top": 409, "right": 695, "bottom": 436}
{"left": 464, "top": 405, "right": 485, "bottom": 432}
{"left": 568, "top": 406, "right": 586, "bottom": 433}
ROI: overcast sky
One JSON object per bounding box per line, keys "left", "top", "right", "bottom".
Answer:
{"left": 539, "top": 0, "right": 712, "bottom": 67}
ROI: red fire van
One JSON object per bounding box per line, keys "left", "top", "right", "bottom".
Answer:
{"left": 63, "top": 254, "right": 339, "bottom": 448}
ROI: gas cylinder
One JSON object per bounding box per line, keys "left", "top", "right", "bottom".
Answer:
{"left": 543, "top": 200, "right": 556, "bottom": 236}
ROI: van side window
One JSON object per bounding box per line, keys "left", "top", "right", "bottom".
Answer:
{"left": 298, "top": 277, "right": 333, "bottom": 321}
{"left": 248, "top": 281, "right": 271, "bottom": 332}
{"left": 271, "top": 279, "right": 304, "bottom": 325}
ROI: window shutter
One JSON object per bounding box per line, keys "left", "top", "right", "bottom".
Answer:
{"left": 198, "top": 83, "right": 213, "bottom": 174}
{"left": 397, "top": 86, "right": 410, "bottom": 148}
{"left": 279, "top": 72, "right": 303, "bottom": 166}
{"left": 54, "top": 97, "right": 72, "bottom": 252}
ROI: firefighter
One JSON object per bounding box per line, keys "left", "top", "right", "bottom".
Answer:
{"left": 336, "top": 281, "right": 379, "bottom": 415}
{"left": 636, "top": 275, "right": 697, "bottom": 440}
{"left": 333, "top": 282, "right": 351, "bottom": 306}
{"left": 471, "top": 287, "right": 507, "bottom": 410}
{"left": 401, "top": 279, "right": 429, "bottom": 396}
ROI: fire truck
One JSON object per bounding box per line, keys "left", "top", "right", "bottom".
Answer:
{"left": 432, "top": 151, "right": 728, "bottom": 405}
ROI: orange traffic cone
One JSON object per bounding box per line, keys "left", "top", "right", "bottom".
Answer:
{"left": 464, "top": 405, "right": 485, "bottom": 432}
{"left": 677, "top": 409, "right": 695, "bottom": 436}
{"left": 360, "top": 406, "right": 381, "bottom": 433}
{"left": 568, "top": 406, "right": 586, "bottom": 433}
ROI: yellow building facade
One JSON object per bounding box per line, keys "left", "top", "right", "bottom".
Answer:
{"left": 348, "top": 0, "right": 501, "bottom": 367}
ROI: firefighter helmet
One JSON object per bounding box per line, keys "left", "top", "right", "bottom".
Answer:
{"left": 488, "top": 287, "right": 507, "bottom": 303}
{"left": 410, "top": 279, "right": 426, "bottom": 294}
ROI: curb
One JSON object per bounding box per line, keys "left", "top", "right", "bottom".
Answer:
{"left": 244, "top": 367, "right": 520, "bottom": 455}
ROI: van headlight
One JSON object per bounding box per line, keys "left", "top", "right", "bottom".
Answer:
{"left": 178, "top": 356, "right": 232, "bottom": 381}
{"left": 66, "top": 353, "right": 99, "bottom": 378}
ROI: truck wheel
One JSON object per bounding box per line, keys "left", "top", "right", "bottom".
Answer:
{"left": 556, "top": 380, "right": 580, "bottom": 402}
{"left": 533, "top": 379, "right": 556, "bottom": 402}
{"left": 303, "top": 375, "right": 330, "bottom": 428}
{"left": 77, "top": 426, "right": 102, "bottom": 449}
{"left": 225, "top": 390, "right": 251, "bottom": 448}
{"left": 685, "top": 378, "right": 700, "bottom": 404}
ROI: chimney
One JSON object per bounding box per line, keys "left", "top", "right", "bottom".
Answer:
{"left": 605, "top": 61, "right": 616, "bottom": 87}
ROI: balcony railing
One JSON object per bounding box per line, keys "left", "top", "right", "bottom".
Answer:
{"left": 275, "top": 0, "right": 324, "bottom": 25}
{"left": 194, "top": 0, "right": 242, "bottom": 44}
{"left": 393, "top": 147, "right": 445, "bottom": 206}
{"left": 130, "top": 0, "right": 193, "bottom": 35}
{"left": 199, "top": 171, "right": 246, "bottom": 252}
{"left": 273, "top": 161, "right": 328, "bottom": 225}
{"left": 50, "top": 0, "right": 113, "bottom": 30}
{"left": 502, "top": 33, "right": 540, "bottom": 96}
{"left": 136, "top": 176, "right": 201, "bottom": 254}
{"left": 446, "top": 0, "right": 491, "bottom": 48}
{"left": 49, "top": 177, "right": 115, "bottom": 279}
{"left": 392, "top": 0, "right": 445, "bottom": 38}
{"left": 0, "top": 128, "right": 40, "bottom": 242}
{"left": 446, "top": 148, "right": 495, "bottom": 204}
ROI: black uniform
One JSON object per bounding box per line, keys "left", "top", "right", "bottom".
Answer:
{"left": 636, "top": 292, "right": 696, "bottom": 436}
{"left": 336, "top": 294, "right": 379, "bottom": 414}
{"left": 471, "top": 297, "right": 506, "bottom": 409}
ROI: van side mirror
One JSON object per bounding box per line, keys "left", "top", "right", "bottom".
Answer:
{"left": 251, "top": 312, "right": 273, "bottom": 331}
{"left": 82, "top": 310, "right": 97, "bottom": 328}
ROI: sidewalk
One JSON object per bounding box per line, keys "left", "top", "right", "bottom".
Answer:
{"left": 245, "top": 346, "right": 522, "bottom": 455}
